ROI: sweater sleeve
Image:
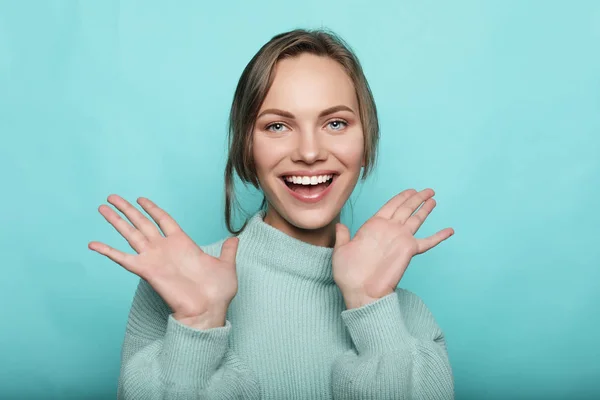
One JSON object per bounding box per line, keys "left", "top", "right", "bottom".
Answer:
{"left": 331, "top": 289, "right": 454, "bottom": 400}
{"left": 117, "top": 278, "right": 261, "bottom": 399}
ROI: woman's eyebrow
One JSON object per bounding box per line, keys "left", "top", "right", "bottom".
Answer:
{"left": 257, "top": 105, "right": 355, "bottom": 119}
{"left": 257, "top": 108, "right": 295, "bottom": 119}
{"left": 318, "top": 105, "right": 355, "bottom": 117}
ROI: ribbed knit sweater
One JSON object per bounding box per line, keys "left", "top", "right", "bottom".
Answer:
{"left": 117, "top": 210, "right": 454, "bottom": 399}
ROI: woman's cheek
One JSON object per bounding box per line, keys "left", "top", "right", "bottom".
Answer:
{"left": 252, "top": 135, "right": 275, "bottom": 168}
{"left": 332, "top": 137, "right": 364, "bottom": 166}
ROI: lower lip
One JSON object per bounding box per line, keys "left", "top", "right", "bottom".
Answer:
{"left": 281, "top": 176, "right": 337, "bottom": 204}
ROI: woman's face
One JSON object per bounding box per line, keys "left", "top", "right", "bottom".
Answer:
{"left": 253, "top": 53, "right": 365, "bottom": 239}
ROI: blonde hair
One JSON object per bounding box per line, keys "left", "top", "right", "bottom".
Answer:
{"left": 224, "top": 28, "right": 379, "bottom": 234}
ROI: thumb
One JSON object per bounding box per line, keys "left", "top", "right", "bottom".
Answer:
{"left": 334, "top": 223, "right": 351, "bottom": 250}
{"left": 219, "top": 237, "right": 239, "bottom": 265}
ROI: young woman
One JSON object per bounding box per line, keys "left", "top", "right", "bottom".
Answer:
{"left": 89, "top": 29, "right": 455, "bottom": 399}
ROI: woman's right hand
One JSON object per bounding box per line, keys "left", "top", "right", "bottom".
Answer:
{"left": 88, "top": 194, "right": 240, "bottom": 329}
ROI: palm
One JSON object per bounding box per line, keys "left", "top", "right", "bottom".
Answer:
{"left": 134, "top": 231, "right": 238, "bottom": 318}
{"left": 89, "top": 195, "right": 240, "bottom": 319}
{"left": 333, "top": 216, "right": 415, "bottom": 297}
{"left": 333, "top": 189, "right": 454, "bottom": 302}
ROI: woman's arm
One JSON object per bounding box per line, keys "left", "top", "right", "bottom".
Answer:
{"left": 88, "top": 196, "right": 260, "bottom": 398}
{"left": 331, "top": 289, "right": 454, "bottom": 400}
{"left": 117, "top": 278, "right": 261, "bottom": 400}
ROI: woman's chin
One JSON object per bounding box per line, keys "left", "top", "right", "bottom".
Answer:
{"left": 283, "top": 207, "right": 340, "bottom": 231}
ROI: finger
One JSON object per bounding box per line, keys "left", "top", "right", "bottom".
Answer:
{"left": 219, "top": 237, "right": 239, "bottom": 265}
{"left": 404, "top": 198, "right": 436, "bottom": 234}
{"left": 375, "top": 189, "right": 417, "bottom": 219}
{"left": 392, "top": 188, "right": 435, "bottom": 224}
{"left": 334, "top": 223, "right": 351, "bottom": 249}
{"left": 416, "top": 228, "right": 454, "bottom": 255}
{"left": 88, "top": 241, "right": 141, "bottom": 275}
{"left": 98, "top": 205, "right": 150, "bottom": 253}
{"left": 137, "top": 197, "right": 182, "bottom": 236}
{"left": 107, "top": 194, "right": 163, "bottom": 240}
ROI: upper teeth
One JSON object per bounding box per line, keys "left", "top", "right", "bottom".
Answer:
{"left": 284, "top": 175, "right": 333, "bottom": 185}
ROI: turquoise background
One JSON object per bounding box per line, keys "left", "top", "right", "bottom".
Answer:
{"left": 1, "top": 1, "right": 598, "bottom": 399}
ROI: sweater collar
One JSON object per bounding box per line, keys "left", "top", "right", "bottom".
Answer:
{"left": 238, "top": 210, "right": 335, "bottom": 285}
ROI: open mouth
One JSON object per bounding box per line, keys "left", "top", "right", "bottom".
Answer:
{"left": 281, "top": 174, "right": 336, "bottom": 197}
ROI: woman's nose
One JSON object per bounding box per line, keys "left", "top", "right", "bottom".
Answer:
{"left": 291, "top": 130, "right": 327, "bottom": 164}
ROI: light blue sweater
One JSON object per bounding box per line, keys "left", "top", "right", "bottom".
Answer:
{"left": 117, "top": 210, "right": 454, "bottom": 399}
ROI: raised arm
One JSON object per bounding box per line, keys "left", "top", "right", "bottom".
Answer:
{"left": 88, "top": 195, "right": 260, "bottom": 399}
{"left": 331, "top": 188, "right": 455, "bottom": 398}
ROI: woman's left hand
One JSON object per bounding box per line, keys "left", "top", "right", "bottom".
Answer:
{"left": 332, "top": 188, "right": 454, "bottom": 309}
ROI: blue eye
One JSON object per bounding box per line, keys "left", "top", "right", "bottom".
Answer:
{"left": 328, "top": 120, "right": 347, "bottom": 131}
{"left": 266, "top": 123, "right": 288, "bottom": 132}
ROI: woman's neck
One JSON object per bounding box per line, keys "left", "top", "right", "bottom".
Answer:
{"left": 263, "top": 206, "right": 339, "bottom": 248}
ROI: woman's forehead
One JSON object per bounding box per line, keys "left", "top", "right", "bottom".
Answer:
{"left": 260, "top": 54, "right": 358, "bottom": 114}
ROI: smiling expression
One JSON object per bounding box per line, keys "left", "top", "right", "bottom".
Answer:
{"left": 252, "top": 53, "right": 365, "bottom": 246}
